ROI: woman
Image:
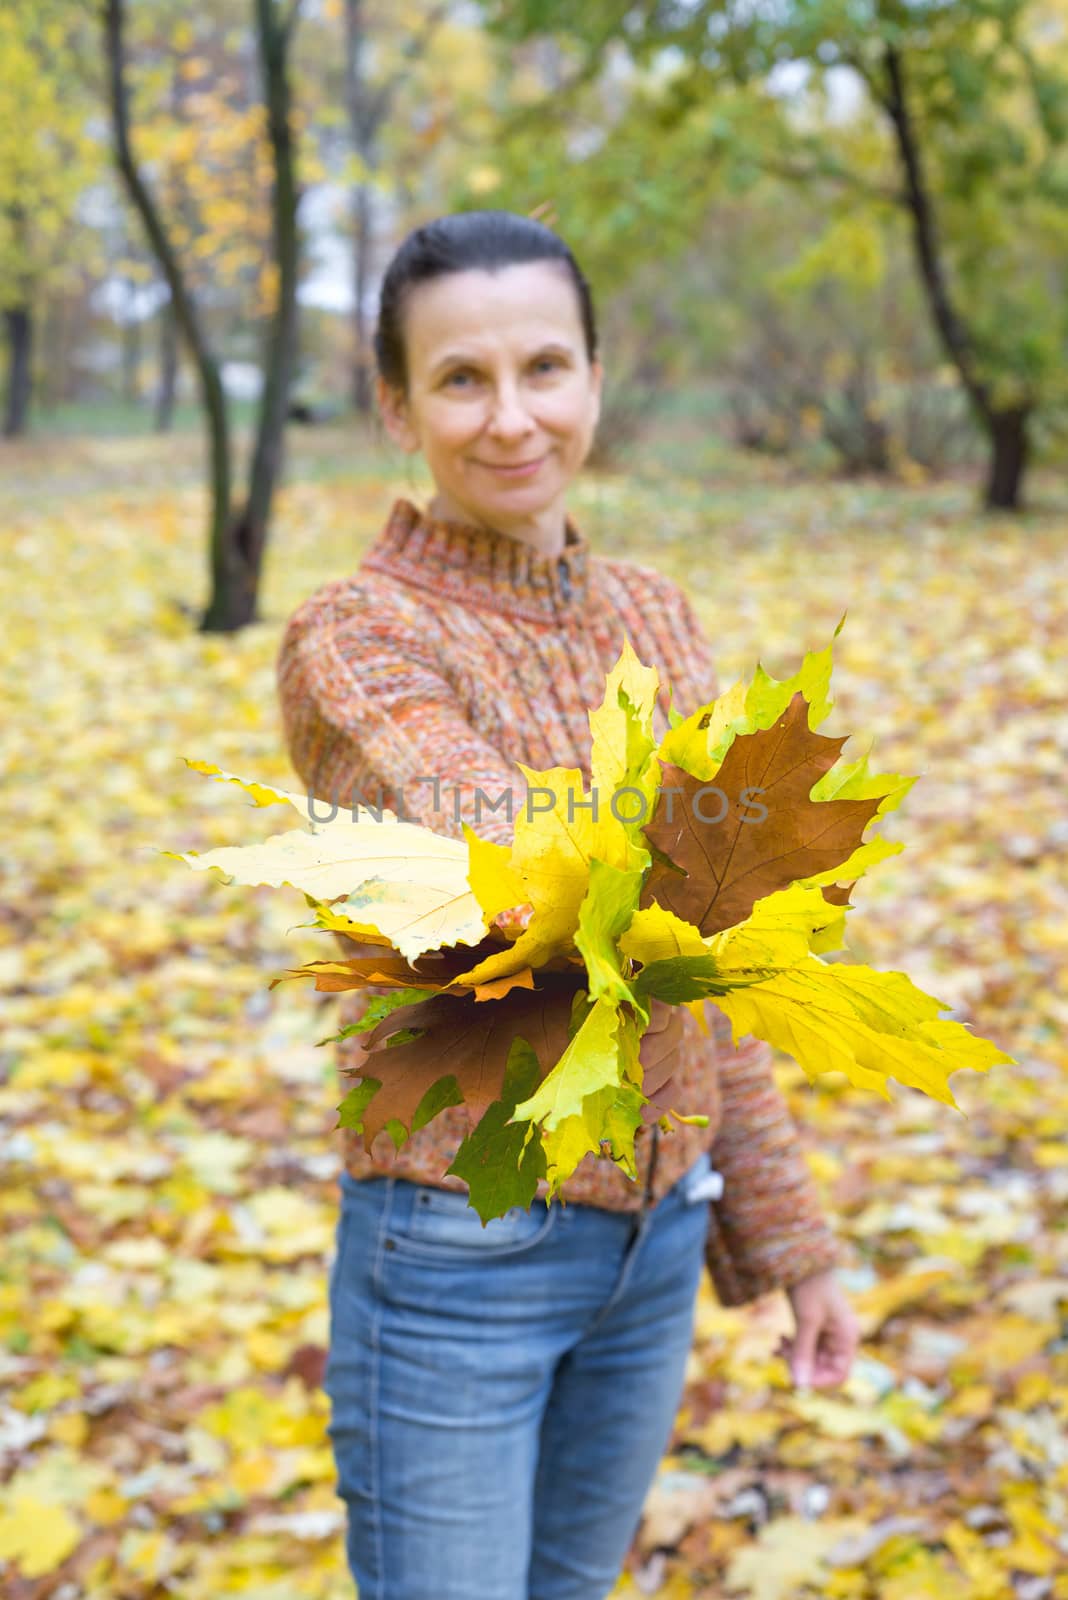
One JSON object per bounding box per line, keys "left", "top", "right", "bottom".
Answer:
{"left": 277, "top": 210, "right": 859, "bottom": 1600}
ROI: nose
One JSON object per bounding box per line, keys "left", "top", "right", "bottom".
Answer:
{"left": 487, "top": 380, "right": 536, "bottom": 439}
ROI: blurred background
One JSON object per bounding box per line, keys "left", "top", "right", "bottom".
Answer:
{"left": 2, "top": 1, "right": 1067, "bottom": 1596}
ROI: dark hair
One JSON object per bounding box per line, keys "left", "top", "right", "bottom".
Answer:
{"left": 373, "top": 210, "right": 599, "bottom": 398}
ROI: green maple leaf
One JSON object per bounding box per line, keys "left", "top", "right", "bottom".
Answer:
{"left": 574, "top": 856, "right": 645, "bottom": 1008}
{"left": 320, "top": 986, "right": 440, "bottom": 1048}
{"left": 447, "top": 1038, "right": 548, "bottom": 1222}
{"left": 509, "top": 994, "right": 648, "bottom": 1197}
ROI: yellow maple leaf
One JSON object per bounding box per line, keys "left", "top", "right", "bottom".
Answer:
{"left": 619, "top": 902, "right": 709, "bottom": 965}
{"left": 725, "top": 1514, "right": 868, "bottom": 1600}
{"left": 0, "top": 1494, "right": 82, "bottom": 1577}
{"left": 587, "top": 633, "right": 662, "bottom": 815}
{"left": 710, "top": 955, "right": 1013, "bottom": 1106}
{"left": 851, "top": 1267, "right": 957, "bottom": 1337}
{"left": 462, "top": 826, "right": 527, "bottom": 924}
{"left": 455, "top": 642, "right": 660, "bottom": 987}
{"left": 164, "top": 764, "right": 486, "bottom": 962}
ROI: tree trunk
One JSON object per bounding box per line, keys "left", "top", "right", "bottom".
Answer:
{"left": 105, "top": 0, "right": 234, "bottom": 622}
{"left": 107, "top": 0, "right": 302, "bottom": 632}
{"left": 38, "top": 292, "right": 72, "bottom": 412}
{"left": 58, "top": 292, "right": 78, "bottom": 401}
{"left": 344, "top": 0, "right": 375, "bottom": 417}
{"left": 343, "top": 0, "right": 448, "bottom": 414}
{"left": 881, "top": 45, "right": 1033, "bottom": 511}
{"left": 3, "top": 305, "right": 33, "bottom": 437}
{"left": 38, "top": 294, "right": 54, "bottom": 411}
{"left": 351, "top": 178, "right": 374, "bottom": 414}
{"left": 986, "top": 407, "right": 1030, "bottom": 511}
{"left": 121, "top": 284, "right": 142, "bottom": 407}
{"left": 199, "top": 0, "right": 303, "bottom": 633}
{"left": 155, "top": 295, "right": 178, "bottom": 432}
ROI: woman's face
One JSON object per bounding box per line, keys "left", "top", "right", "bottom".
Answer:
{"left": 377, "top": 261, "right": 603, "bottom": 542}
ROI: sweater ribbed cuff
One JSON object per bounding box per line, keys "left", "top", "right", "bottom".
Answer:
{"left": 704, "top": 1201, "right": 841, "bottom": 1307}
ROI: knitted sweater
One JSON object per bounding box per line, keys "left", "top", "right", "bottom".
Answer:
{"left": 276, "top": 495, "right": 841, "bottom": 1305}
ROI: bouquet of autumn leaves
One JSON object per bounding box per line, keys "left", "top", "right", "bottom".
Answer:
{"left": 166, "top": 624, "right": 1012, "bottom": 1222}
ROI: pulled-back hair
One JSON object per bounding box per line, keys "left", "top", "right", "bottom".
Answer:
{"left": 373, "top": 210, "right": 599, "bottom": 397}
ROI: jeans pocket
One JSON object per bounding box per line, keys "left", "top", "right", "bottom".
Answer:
{"left": 392, "top": 1182, "right": 556, "bottom": 1258}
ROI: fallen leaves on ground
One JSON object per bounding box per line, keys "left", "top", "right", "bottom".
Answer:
{"left": 2, "top": 436, "right": 1067, "bottom": 1598}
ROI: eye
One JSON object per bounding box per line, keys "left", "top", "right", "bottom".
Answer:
{"left": 533, "top": 355, "right": 564, "bottom": 373}
{"left": 444, "top": 368, "right": 476, "bottom": 388}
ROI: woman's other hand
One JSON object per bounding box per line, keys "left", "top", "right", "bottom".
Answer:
{"left": 777, "top": 1268, "right": 860, "bottom": 1389}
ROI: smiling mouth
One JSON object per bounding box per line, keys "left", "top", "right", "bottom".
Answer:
{"left": 479, "top": 456, "right": 547, "bottom": 471}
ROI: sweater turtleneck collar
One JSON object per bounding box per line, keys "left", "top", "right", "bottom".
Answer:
{"left": 361, "top": 496, "right": 591, "bottom": 624}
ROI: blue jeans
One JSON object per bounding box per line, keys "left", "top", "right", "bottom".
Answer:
{"left": 324, "top": 1149, "right": 715, "bottom": 1600}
